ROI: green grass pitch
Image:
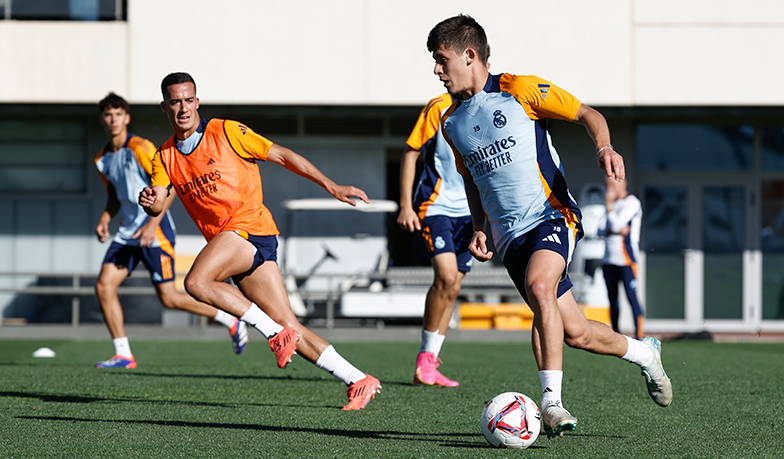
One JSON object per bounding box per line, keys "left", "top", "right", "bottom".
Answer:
{"left": 1, "top": 338, "right": 783, "bottom": 458}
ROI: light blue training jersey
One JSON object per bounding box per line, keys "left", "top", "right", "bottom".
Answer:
{"left": 442, "top": 73, "right": 583, "bottom": 259}
{"left": 95, "top": 134, "right": 175, "bottom": 247}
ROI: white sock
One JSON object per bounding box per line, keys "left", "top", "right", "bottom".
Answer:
{"left": 419, "top": 329, "right": 446, "bottom": 355}
{"left": 315, "top": 345, "right": 366, "bottom": 385}
{"left": 240, "top": 303, "right": 283, "bottom": 339}
{"left": 213, "top": 309, "right": 236, "bottom": 328}
{"left": 539, "top": 370, "right": 563, "bottom": 407}
{"left": 113, "top": 337, "right": 132, "bottom": 358}
{"left": 621, "top": 335, "right": 654, "bottom": 367}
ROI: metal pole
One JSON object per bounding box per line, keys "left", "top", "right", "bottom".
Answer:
{"left": 326, "top": 276, "right": 334, "bottom": 329}
{"left": 71, "top": 274, "right": 80, "bottom": 328}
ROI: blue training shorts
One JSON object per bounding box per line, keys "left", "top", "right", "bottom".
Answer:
{"left": 102, "top": 241, "right": 175, "bottom": 284}
{"left": 231, "top": 233, "right": 278, "bottom": 283}
{"left": 501, "top": 219, "right": 580, "bottom": 304}
{"left": 421, "top": 215, "right": 473, "bottom": 273}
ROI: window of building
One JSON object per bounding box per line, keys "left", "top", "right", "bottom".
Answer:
{"left": 1, "top": 0, "right": 125, "bottom": 21}
{"left": 0, "top": 118, "right": 88, "bottom": 193}
{"left": 637, "top": 124, "right": 753, "bottom": 171}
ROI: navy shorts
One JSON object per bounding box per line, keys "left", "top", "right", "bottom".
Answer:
{"left": 232, "top": 233, "right": 278, "bottom": 282}
{"left": 102, "top": 241, "right": 175, "bottom": 284}
{"left": 421, "top": 215, "right": 473, "bottom": 273}
{"left": 501, "top": 219, "right": 581, "bottom": 304}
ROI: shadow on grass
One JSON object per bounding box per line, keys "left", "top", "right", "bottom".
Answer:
{"left": 18, "top": 415, "right": 487, "bottom": 448}
{"left": 111, "top": 371, "right": 327, "bottom": 383}
{"left": 0, "top": 390, "right": 344, "bottom": 410}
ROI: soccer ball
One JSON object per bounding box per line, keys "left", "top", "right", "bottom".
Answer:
{"left": 480, "top": 392, "right": 541, "bottom": 449}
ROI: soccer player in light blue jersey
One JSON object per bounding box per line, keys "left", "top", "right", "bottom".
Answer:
{"left": 427, "top": 15, "right": 673, "bottom": 437}
{"left": 398, "top": 93, "right": 471, "bottom": 387}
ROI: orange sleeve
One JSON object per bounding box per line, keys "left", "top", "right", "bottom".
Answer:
{"left": 406, "top": 94, "right": 452, "bottom": 151}
{"left": 500, "top": 74, "right": 582, "bottom": 122}
{"left": 129, "top": 136, "right": 158, "bottom": 176}
{"left": 93, "top": 149, "right": 110, "bottom": 192}
{"left": 150, "top": 149, "right": 171, "bottom": 189}
{"left": 223, "top": 120, "right": 273, "bottom": 161}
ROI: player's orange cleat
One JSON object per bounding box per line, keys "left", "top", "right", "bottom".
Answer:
{"left": 413, "top": 351, "right": 459, "bottom": 387}
{"left": 268, "top": 328, "right": 299, "bottom": 368}
{"left": 342, "top": 374, "right": 381, "bottom": 411}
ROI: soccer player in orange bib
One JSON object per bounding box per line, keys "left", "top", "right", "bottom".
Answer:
{"left": 139, "top": 73, "right": 380, "bottom": 410}
{"left": 94, "top": 92, "right": 248, "bottom": 369}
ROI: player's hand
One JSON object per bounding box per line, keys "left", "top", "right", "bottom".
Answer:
{"left": 331, "top": 185, "right": 369, "bottom": 207}
{"left": 469, "top": 230, "right": 493, "bottom": 262}
{"left": 95, "top": 221, "right": 111, "bottom": 243}
{"left": 596, "top": 147, "right": 625, "bottom": 182}
{"left": 396, "top": 207, "right": 421, "bottom": 232}
{"left": 132, "top": 222, "right": 158, "bottom": 248}
{"left": 138, "top": 186, "right": 157, "bottom": 208}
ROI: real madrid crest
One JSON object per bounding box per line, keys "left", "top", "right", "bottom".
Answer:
{"left": 493, "top": 110, "right": 507, "bottom": 128}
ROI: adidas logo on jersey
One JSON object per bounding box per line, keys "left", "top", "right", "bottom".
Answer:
{"left": 542, "top": 233, "right": 561, "bottom": 244}
{"left": 538, "top": 84, "right": 550, "bottom": 100}
{"left": 207, "top": 158, "right": 216, "bottom": 165}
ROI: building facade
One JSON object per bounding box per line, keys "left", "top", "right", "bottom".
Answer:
{"left": 1, "top": 0, "right": 783, "bottom": 333}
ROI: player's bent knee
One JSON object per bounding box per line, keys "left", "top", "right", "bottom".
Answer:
{"left": 183, "top": 275, "right": 207, "bottom": 302}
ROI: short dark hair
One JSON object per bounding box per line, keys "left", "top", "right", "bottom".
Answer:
{"left": 161, "top": 72, "right": 196, "bottom": 99}
{"left": 427, "top": 14, "right": 489, "bottom": 65}
{"left": 98, "top": 92, "right": 129, "bottom": 113}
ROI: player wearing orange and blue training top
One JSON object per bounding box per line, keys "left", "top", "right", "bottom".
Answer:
{"left": 93, "top": 93, "right": 247, "bottom": 369}
{"left": 598, "top": 176, "right": 644, "bottom": 340}
{"left": 429, "top": 14, "right": 671, "bottom": 438}
{"left": 398, "top": 93, "right": 471, "bottom": 387}
{"left": 141, "top": 72, "right": 380, "bottom": 410}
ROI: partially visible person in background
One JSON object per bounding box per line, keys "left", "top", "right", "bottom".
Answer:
{"left": 599, "top": 176, "right": 644, "bottom": 340}
{"left": 398, "top": 93, "right": 470, "bottom": 388}
{"left": 93, "top": 92, "right": 247, "bottom": 369}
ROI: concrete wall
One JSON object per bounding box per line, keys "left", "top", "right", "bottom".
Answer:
{"left": 1, "top": 0, "right": 782, "bottom": 106}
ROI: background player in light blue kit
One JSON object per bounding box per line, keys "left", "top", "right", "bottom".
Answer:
{"left": 427, "top": 14, "right": 673, "bottom": 437}
{"left": 398, "top": 93, "right": 471, "bottom": 387}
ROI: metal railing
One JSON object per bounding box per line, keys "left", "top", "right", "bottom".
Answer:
{"left": 0, "top": 267, "right": 521, "bottom": 329}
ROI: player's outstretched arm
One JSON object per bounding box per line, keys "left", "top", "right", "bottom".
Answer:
{"left": 573, "top": 104, "right": 625, "bottom": 181}
{"left": 266, "top": 144, "right": 369, "bottom": 206}
{"left": 139, "top": 185, "right": 169, "bottom": 217}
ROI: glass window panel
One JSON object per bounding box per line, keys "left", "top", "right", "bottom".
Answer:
{"left": 5, "top": 0, "right": 122, "bottom": 20}
{"left": 0, "top": 120, "right": 85, "bottom": 141}
{"left": 761, "top": 128, "right": 784, "bottom": 170}
{"left": 644, "top": 186, "right": 687, "bottom": 319}
{"left": 0, "top": 167, "right": 86, "bottom": 192}
{"left": 761, "top": 179, "right": 784, "bottom": 319}
{"left": 637, "top": 125, "right": 753, "bottom": 171}
{"left": 0, "top": 118, "right": 88, "bottom": 193}
{"left": 703, "top": 186, "right": 744, "bottom": 320}
{"left": 0, "top": 143, "right": 85, "bottom": 166}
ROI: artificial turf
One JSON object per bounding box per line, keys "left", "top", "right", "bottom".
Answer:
{"left": 1, "top": 338, "right": 782, "bottom": 458}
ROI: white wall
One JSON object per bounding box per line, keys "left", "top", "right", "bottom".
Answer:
{"left": 1, "top": 0, "right": 782, "bottom": 106}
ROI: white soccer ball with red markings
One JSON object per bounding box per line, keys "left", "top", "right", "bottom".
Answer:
{"left": 480, "top": 392, "right": 541, "bottom": 449}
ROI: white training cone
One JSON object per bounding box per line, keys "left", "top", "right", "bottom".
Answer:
{"left": 32, "top": 347, "right": 56, "bottom": 358}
